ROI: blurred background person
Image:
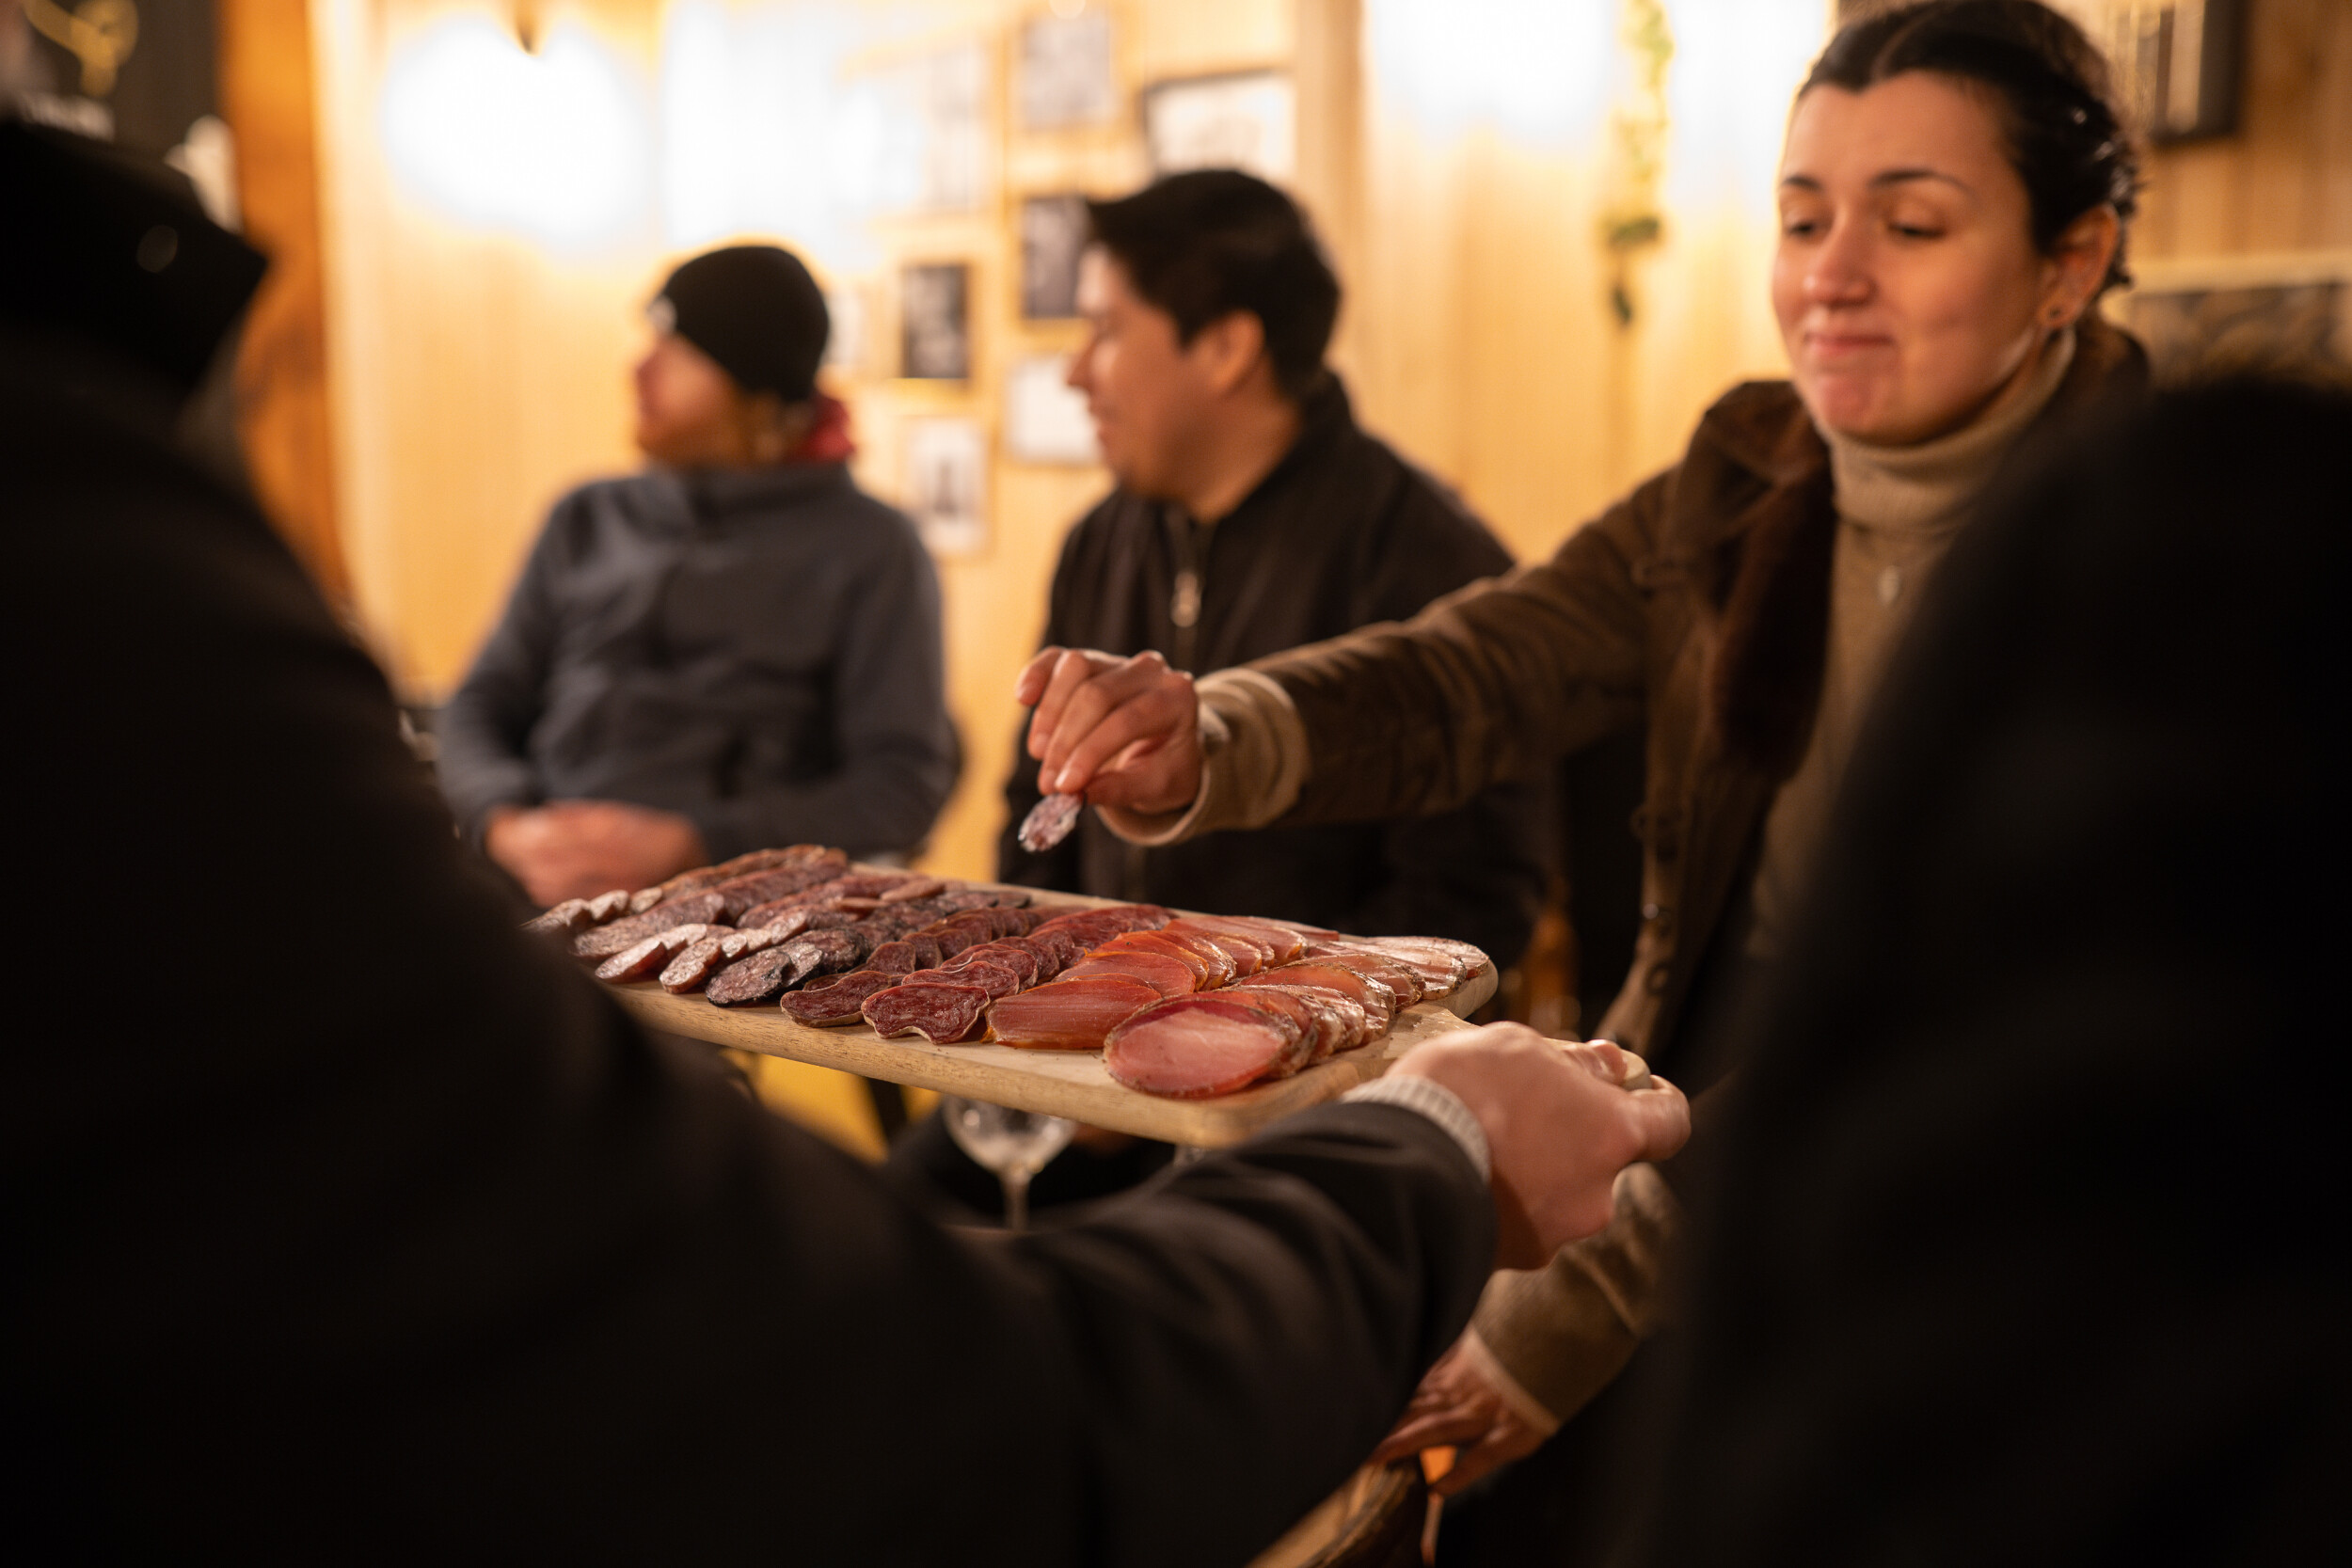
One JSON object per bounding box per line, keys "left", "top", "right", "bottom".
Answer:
{"left": 437, "top": 245, "right": 958, "bottom": 908}
{"left": 892, "top": 170, "right": 1545, "bottom": 1223}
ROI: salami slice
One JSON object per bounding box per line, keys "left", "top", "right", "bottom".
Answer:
{"left": 1017, "top": 791, "right": 1085, "bottom": 852}
{"left": 658, "top": 929, "right": 745, "bottom": 993}
{"left": 1104, "top": 996, "right": 1301, "bottom": 1098}
{"left": 878, "top": 877, "right": 949, "bottom": 903}
{"left": 595, "top": 924, "right": 709, "bottom": 983}
{"left": 864, "top": 982, "right": 991, "bottom": 1043}
{"left": 781, "top": 969, "right": 902, "bottom": 1025}
{"left": 986, "top": 976, "right": 1163, "bottom": 1050}
{"left": 522, "top": 897, "right": 594, "bottom": 936}
{"left": 903, "top": 960, "right": 1021, "bottom": 999}
{"left": 573, "top": 890, "right": 729, "bottom": 960}
{"left": 1060, "top": 952, "right": 1200, "bottom": 998}
{"left": 705, "top": 944, "right": 803, "bottom": 1006}
{"left": 949, "top": 941, "right": 1042, "bottom": 987}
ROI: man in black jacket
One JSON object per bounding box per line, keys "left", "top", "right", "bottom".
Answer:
{"left": 998, "top": 171, "right": 1545, "bottom": 964}
{"left": 0, "top": 118, "right": 1685, "bottom": 1564}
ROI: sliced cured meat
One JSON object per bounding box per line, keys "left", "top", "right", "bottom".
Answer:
{"left": 1061, "top": 952, "right": 1200, "bottom": 999}
{"left": 523, "top": 897, "right": 594, "bottom": 936}
{"left": 904, "top": 959, "right": 1021, "bottom": 1000}
{"left": 1095, "top": 932, "right": 1208, "bottom": 985}
{"left": 1108, "top": 929, "right": 1237, "bottom": 989}
{"left": 733, "top": 903, "right": 816, "bottom": 937}
{"left": 583, "top": 889, "right": 633, "bottom": 925}
{"left": 626, "top": 886, "right": 666, "bottom": 916}
{"left": 1017, "top": 791, "right": 1086, "bottom": 852}
{"left": 595, "top": 923, "right": 718, "bottom": 983}
{"left": 720, "top": 926, "right": 795, "bottom": 960}
{"left": 864, "top": 939, "right": 926, "bottom": 974}
{"left": 658, "top": 928, "right": 746, "bottom": 993}
{"left": 572, "top": 890, "right": 728, "bottom": 960}
{"left": 1310, "top": 950, "right": 1428, "bottom": 1008}
{"left": 986, "top": 976, "right": 1163, "bottom": 1050}
{"left": 879, "top": 877, "right": 949, "bottom": 903}
{"left": 1358, "top": 936, "right": 1486, "bottom": 991}
{"left": 789, "top": 927, "right": 871, "bottom": 980}
{"left": 864, "top": 982, "right": 991, "bottom": 1043}
{"left": 1183, "top": 915, "right": 1308, "bottom": 963}
{"left": 1025, "top": 925, "right": 1093, "bottom": 971}
{"left": 1238, "top": 964, "right": 1396, "bottom": 1023}
{"left": 1237, "top": 982, "right": 1370, "bottom": 1054}
{"left": 1204, "top": 988, "right": 1324, "bottom": 1075}
{"left": 705, "top": 944, "right": 803, "bottom": 1006}
{"left": 781, "top": 969, "right": 902, "bottom": 1025}
{"left": 1162, "top": 919, "right": 1274, "bottom": 976}
{"left": 643, "top": 846, "right": 845, "bottom": 909}
{"left": 1104, "top": 997, "right": 1301, "bottom": 1098}
{"left": 950, "top": 941, "right": 1042, "bottom": 988}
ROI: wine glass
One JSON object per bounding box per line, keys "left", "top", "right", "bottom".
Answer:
{"left": 940, "top": 1094, "right": 1077, "bottom": 1231}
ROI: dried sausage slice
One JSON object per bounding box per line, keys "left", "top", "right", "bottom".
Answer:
{"left": 572, "top": 890, "right": 729, "bottom": 960}
{"left": 987, "top": 976, "right": 1163, "bottom": 1050}
{"left": 781, "top": 970, "right": 902, "bottom": 1025}
{"left": 864, "top": 982, "right": 991, "bottom": 1043}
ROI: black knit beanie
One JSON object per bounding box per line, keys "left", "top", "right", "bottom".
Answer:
{"left": 652, "top": 245, "right": 830, "bottom": 402}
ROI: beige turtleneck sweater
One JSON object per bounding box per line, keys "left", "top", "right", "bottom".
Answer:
{"left": 1743, "top": 328, "right": 2075, "bottom": 961}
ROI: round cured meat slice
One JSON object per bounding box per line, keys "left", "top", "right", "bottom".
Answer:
{"left": 1359, "top": 936, "right": 1486, "bottom": 991}
{"left": 1060, "top": 952, "right": 1199, "bottom": 999}
{"left": 1309, "top": 950, "right": 1428, "bottom": 1008}
{"left": 781, "top": 970, "right": 902, "bottom": 1025}
{"left": 1104, "top": 997, "right": 1302, "bottom": 1099}
{"left": 864, "top": 982, "right": 992, "bottom": 1043}
{"left": 987, "top": 976, "right": 1163, "bottom": 1050}
{"left": 1206, "top": 988, "right": 1323, "bottom": 1075}
{"left": 1097, "top": 932, "right": 1209, "bottom": 985}
{"left": 1161, "top": 919, "right": 1274, "bottom": 976}
{"left": 1244, "top": 984, "right": 1372, "bottom": 1055}
{"left": 1184, "top": 915, "right": 1309, "bottom": 964}
{"left": 1106, "top": 929, "right": 1237, "bottom": 989}
{"left": 1239, "top": 963, "right": 1395, "bottom": 1021}
{"left": 951, "top": 941, "right": 1042, "bottom": 987}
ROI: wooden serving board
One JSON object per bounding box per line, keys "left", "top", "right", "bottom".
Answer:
{"left": 608, "top": 970, "right": 1494, "bottom": 1148}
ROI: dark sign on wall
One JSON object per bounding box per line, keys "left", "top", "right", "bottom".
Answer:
{"left": 15, "top": 0, "right": 238, "bottom": 223}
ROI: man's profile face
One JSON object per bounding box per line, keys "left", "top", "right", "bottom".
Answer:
{"left": 1065, "top": 248, "right": 1219, "bottom": 499}
{"left": 632, "top": 331, "right": 742, "bottom": 467}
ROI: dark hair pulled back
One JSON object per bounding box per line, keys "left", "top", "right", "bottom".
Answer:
{"left": 1806, "top": 0, "right": 2140, "bottom": 293}
{"left": 1085, "top": 170, "right": 1340, "bottom": 402}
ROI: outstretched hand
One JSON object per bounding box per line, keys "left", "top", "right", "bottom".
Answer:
{"left": 1016, "top": 646, "right": 1204, "bottom": 816}
{"left": 1389, "top": 1025, "right": 1687, "bottom": 1270}
{"left": 1370, "top": 1336, "right": 1549, "bottom": 1495}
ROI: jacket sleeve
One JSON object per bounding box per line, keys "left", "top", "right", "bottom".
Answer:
{"left": 687, "top": 519, "right": 960, "bottom": 862}
{"left": 1263, "top": 479, "right": 1661, "bottom": 829}
{"left": 435, "top": 499, "right": 570, "bottom": 842}
{"left": 10, "top": 389, "right": 1496, "bottom": 1565}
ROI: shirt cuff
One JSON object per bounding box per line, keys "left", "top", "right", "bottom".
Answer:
{"left": 1458, "top": 1326, "right": 1564, "bottom": 1437}
{"left": 1343, "top": 1074, "right": 1490, "bottom": 1182}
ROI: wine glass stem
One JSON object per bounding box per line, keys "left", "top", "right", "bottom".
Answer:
{"left": 1003, "top": 1170, "right": 1032, "bottom": 1233}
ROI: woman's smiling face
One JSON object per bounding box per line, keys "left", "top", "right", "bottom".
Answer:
{"left": 1772, "top": 71, "right": 2108, "bottom": 446}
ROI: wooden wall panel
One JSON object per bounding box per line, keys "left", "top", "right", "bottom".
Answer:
{"left": 219, "top": 0, "right": 350, "bottom": 598}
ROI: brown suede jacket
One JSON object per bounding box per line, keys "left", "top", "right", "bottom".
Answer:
{"left": 1255, "top": 318, "right": 2148, "bottom": 1067}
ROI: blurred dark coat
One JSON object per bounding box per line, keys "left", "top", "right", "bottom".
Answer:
{"left": 1000, "top": 378, "right": 1545, "bottom": 967}
{"left": 1643, "top": 381, "right": 2352, "bottom": 1563}
{"left": 0, "top": 120, "right": 1495, "bottom": 1566}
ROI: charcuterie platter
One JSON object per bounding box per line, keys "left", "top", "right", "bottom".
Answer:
{"left": 535, "top": 845, "right": 1495, "bottom": 1148}
{"left": 607, "top": 978, "right": 1489, "bottom": 1148}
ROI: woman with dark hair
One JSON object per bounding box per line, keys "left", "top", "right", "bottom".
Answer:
{"left": 1013, "top": 1, "right": 2150, "bottom": 1555}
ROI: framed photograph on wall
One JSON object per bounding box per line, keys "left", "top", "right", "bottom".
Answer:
{"left": 1020, "top": 194, "right": 1089, "bottom": 320}
{"left": 1142, "top": 71, "right": 1296, "bottom": 183}
{"left": 899, "top": 261, "right": 971, "bottom": 381}
{"left": 1018, "top": 11, "right": 1117, "bottom": 130}
{"left": 1004, "top": 354, "right": 1099, "bottom": 465}
{"left": 2119, "top": 253, "right": 2352, "bottom": 379}
{"left": 903, "top": 417, "right": 989, "bottom": 556}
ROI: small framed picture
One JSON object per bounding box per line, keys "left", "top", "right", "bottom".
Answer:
{"left": 2119, "top": 254, "right": 2352, "bottom": 379}
{"left": 1018, "top": 11, "right": 1118, "bottom": 131}
{"left": 900, "top": 261, "right": 971, "bottom": 381}
{"left": 1020, "top": 194, "right": 1089, "bottom": 321}
{"left": 1142, "top": 71, "right": 1296, "bottom": 183}
{"left": 903, "top": 417, "right": 989, "bottom": 557}
{"left": 1004, "top": 354, "right": 1098, "bottom": 466}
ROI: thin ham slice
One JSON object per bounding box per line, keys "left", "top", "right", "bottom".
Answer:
{"left": 1104, "top": 996, "right": 1304, "bottom": 1098}
{"left": 1162, "top": 919, "right": 1274, "bottom": 976}
{"left": 987, "top": 975, "right": 1164, "bottom": 1050}
{"left": 1104, "top": 929, "right": 1237, "bottom": 989}
{"left": 1309, "top": 949, "right": 1429, "bottom": 1008}
{"left": 1060, "top": 951, "right": 1199, "bottom": 998}
{"left": 1237, "top": 963, "right": 1396, "bottom": 1022}
{"left": 1181, "top": 914, "right": 1309, "bottom": 964}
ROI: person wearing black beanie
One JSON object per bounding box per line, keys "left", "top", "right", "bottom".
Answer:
{"left": 437, "top": 243, "right": 959, "bottom": 900}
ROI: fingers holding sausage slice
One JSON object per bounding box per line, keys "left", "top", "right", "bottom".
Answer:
{"left": 1017, "top": 646, "right": 1203, "bottom": 816}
